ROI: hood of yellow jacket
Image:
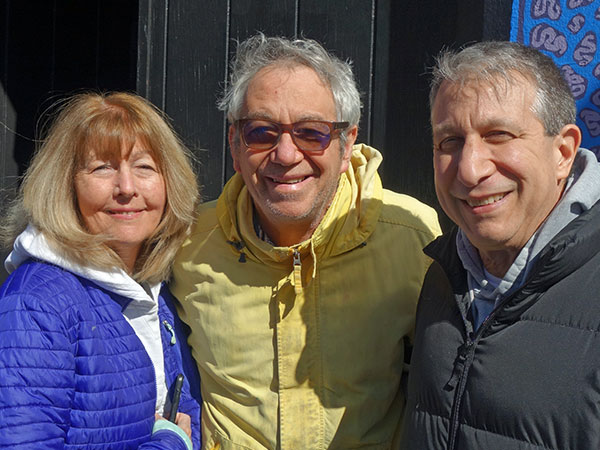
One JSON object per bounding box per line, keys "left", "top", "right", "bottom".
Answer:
{"left": 216, "top": 143, "right": 384, "bottom": 267}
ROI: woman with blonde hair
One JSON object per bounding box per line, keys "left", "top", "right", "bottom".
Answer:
{"left": 0, "top": 92, "right": 201, "bottom": 449}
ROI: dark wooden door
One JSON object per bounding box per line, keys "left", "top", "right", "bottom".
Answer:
{"left": 0, "top": 0, "right": 511, "bottom": 282}
{"left": 138, "top": 0, "right": 511, "bottom": 213}
{"left": 0, "top": 0, "right": 138, "bottom": 283}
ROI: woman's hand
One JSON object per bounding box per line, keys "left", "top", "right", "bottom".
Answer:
{"left": 173, "top": 413, "right": 191, "bottom": 439}
{"left": 154, "top": 413, "right": 192, "bottom": 439}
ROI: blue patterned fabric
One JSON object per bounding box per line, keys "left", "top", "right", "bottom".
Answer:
{"left": 511, "top": 0, "right": 600, "bottom": 156}
{"left": 0, "top": 259, "right": 201, "bottom": 449}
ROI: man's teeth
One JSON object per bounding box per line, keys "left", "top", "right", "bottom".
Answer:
{"left": 467, "top": 194, "right": 505, "bottom": 207}
{"left": 272, "top": 177, "right": 305, "bottom": 184}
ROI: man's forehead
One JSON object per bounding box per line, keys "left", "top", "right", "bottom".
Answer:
{"left": 248, "top": 63, "right": 328, "bottom": 92}
{"left": 432, "top": 76, "right": 535, "bottom": 125}
{"left": 242, "top": 63, "right": 336, "bottom": 120}
{"left": 244, "top": 110, "right": 330, "bottom": 122}
{"left": 252, "top": 61, "right": 327, "bottom": 83}
{"left": 436, "top": 72, "right": 534, "bottom": 105}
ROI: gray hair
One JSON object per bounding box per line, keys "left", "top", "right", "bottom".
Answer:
{"left": 430, "top": 41, "right": 576, "bottom": 135}
{"left": 218, "top": 33, "right": 362, "bottom": 143}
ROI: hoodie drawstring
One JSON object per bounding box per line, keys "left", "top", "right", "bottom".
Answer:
{"left": 291, "top": 241, "right": 318, "bottom": 295}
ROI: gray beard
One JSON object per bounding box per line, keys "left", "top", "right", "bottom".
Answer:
{"left": 263, "top": 179, "right": 338, "bottom": 224}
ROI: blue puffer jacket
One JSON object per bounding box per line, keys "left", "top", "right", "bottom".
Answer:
{"left": 0, "top": 259, "right": 202, "bottom": 449}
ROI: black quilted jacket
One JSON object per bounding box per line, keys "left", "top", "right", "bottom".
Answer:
{"left": 401, "top": 199, "right": 600, "bottom": 450}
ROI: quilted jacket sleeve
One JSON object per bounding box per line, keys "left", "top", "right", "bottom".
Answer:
{"left": 0, "top": 288, "right": 76, "bottom": 448}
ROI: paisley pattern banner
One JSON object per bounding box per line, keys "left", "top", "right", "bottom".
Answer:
{"left": 511, "top": 0, "right": 600, "bottom": 156}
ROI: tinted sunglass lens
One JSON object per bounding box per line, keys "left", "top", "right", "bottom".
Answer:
{"left": 243, "top": 120, "right": 280, "bottom": 149}
{"left": 293, "top": 122, "right": 331, "bottom": 151}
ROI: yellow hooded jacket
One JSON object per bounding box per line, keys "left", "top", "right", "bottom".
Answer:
{"left": 172, "top": 144, "right": 441, "bottom": 449}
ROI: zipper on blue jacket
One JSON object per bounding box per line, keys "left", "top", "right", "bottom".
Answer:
{"left": 162, "top": 320, "right": 176, "bottom": 345}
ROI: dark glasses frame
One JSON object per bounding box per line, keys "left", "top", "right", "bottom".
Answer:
{"left": 235, "top": 118, "right": 350, "bottom": 152}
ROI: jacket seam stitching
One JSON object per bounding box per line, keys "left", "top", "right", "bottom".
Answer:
{"left": 377, "top": 217, "right": 437, "bottom": 235}
{"left": 459, "top": 422, "right": 555, "bottom": 450}
{"left": 519, "top": 316, "right": 600, "bottom": 334}
{"left": 414, "top": 410, "right": 554, "bottom": 450}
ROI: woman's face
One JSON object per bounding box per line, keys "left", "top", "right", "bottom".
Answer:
{"left": 74, "top": 140, "right": 166, "bottom": 271}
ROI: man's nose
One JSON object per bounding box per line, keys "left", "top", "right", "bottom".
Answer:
{"left": 456, "top": 136, "right": 494, "bottom": 187}
{"left": 269, "top": 132, "right": 304, "bottom": 165}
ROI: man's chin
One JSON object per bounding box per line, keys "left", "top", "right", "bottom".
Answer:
{"left": 263, "top": 202, "right": 312, "bottom": 222}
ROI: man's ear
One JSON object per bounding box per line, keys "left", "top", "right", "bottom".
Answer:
{"left": 555, "top": 123, "right": 581, "bottom": 180}
{"left": 228, "top": 124, "right": 241, "bottom": 173}
{"left": 339, "top": 125, "right": 358, "bottom": 174}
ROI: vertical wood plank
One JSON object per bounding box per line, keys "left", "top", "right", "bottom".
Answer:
{"left": 378, "top": 0, "right": 453, "bottom": 208}
{"left": 138, "top": 0, "right": 169, "bottom": 109}
{"left": 51, "top": 0, "right": 138, "bottom": 94}
{"left": 95, "top": 1, "right": 138, "bottom": 90}
{"left": 164, "top": 0, "right": 229, "bottom": 201}
{"left": 298, "top": 0, "right": 375, "bottom": 145}
{"left": 0, "top": 0, "right": 17, "bottom": 197}
{"left": 4, "top": 0, "right": 54, "bottom": 177}
{"left": 483, "top": 0, "right": 512, "bottom": 39}
{"left": 51, "top": 1, "right": 103, "bottom": 92}
{"left": 370, "top": 0, "right": 390, "bottom": 156}
{"left": 0, "top": 0, "right": 16, "bottom": 284}
{"left": 229, "top": 0, "right": 297, "bottom": 39}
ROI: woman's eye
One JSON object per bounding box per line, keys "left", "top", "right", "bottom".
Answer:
{"left": 91, "top": 163, "right": 113, "bottom": 172}
{"left": 134, "top": 161, "right": 158, "bottom": 172}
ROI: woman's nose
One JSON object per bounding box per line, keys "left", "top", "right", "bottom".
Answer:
{"left": 113, "top": 167, "right": 136, "bottom": 197}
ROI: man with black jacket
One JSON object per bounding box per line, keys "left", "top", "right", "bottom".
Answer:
{"left": 401, "top": 41, "right": 600, "bottom": 449}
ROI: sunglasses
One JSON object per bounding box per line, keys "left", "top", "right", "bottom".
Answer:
{"left": 236, "top": 119, "right": 349, "bottom": 152}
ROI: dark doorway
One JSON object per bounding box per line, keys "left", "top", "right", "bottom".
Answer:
{"left": 0, "top": 0, "right": 139, "bottom": 283}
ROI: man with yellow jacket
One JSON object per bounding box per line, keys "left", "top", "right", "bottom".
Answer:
{"left": 172, "top": 33, "right": 441, "bottom": 449}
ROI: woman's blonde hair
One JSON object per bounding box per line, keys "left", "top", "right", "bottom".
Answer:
{"left": 2, "top": 92, "right": 199, "bottom": 283}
